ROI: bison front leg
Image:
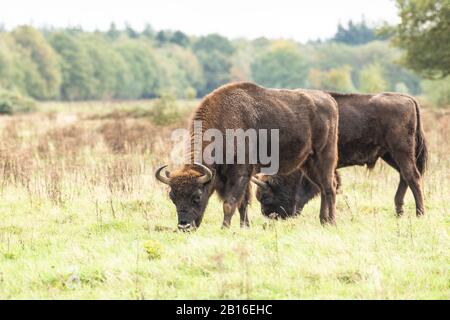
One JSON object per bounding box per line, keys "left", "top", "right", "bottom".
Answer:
{"left": 295, "top": 175, "right": 320, "bottom": 214}
{"left": 303, "top": 165, "right": 329, "bottom": 224}
{"left": 222, "top": 173, "right": 251, "bottom": 228}
{"left": 238, "top": 184, "right": 251, "bottom": 228}
{"left": 222, "top": 201, "right": 237, "bottom": 228}
{"left": 323, "top": 185, "right": 337, "bottom": 224}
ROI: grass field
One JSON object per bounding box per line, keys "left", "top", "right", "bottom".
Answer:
{"left": 0, "top": 100, "right": 448, "bottom": 299}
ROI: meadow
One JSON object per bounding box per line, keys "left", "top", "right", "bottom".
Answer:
{"left": 0, "top": 99, "right": 448, "bottom": 299}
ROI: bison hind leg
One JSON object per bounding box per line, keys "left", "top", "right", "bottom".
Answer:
{"left": 393, "top": 151, "right": 425, "bottom": 216}
{"left": 381, "top": 153, "right": 408, "bottom": 216}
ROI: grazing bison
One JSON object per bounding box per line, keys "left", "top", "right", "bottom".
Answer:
{"left": 253, "top": 92, "right": 428, "bottom": 218}
{"left": 252, "top": 169, "right": 342, "bottom": 219}
{"left": 155, "top": 82, "right": 339, "bottom": 230}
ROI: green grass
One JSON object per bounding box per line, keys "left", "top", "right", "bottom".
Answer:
{"left": 0, "top": 102, "right": 448, "bottom": 299}
{"left": 0, "top": 166, "right": 448, "bottom": 299}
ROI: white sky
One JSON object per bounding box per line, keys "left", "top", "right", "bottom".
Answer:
{"left": 0, "top": 0, "right": 399, "bottom": 42}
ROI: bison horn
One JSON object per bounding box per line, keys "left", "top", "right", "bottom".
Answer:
{"left": 155, "top": 165, "right": 171, "bottom": 185}
{"left": 251, "top": 176, "right": 269, "bottom": 189}
{"left": 194, "top": 162, "right": 213, "bottom": 184}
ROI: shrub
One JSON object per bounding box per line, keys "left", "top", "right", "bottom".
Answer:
{"left": 308, "top": 65, "right": 355, "bottom": 92}
{"left": 421, "top": 77, "right": 450, "bottom": 108}
{"left": 395, "top": 82, "right": 410, "bottom": 94}
{"left": 0, "top": 88, "right": 36, "bottom": 114}
{"left": 184, "top": 87, "right": 197, "bottom": 100}
{"left": 358, "top": 63, "right": 387, "bottom": 93}
{"left": 151, "top": 92, "right": 182, "bottom": 125}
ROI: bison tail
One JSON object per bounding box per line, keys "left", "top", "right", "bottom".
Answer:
{"left": 411, "top": 97, "right": 428, "bottom": 175}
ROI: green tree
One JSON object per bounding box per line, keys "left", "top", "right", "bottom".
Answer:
{"left": 125, "top": 23, "right": 139, "bottom": 39}
{"left": 390, "top": 0, "right": 450, "bottom": 78}
{"left": 12, "top": 26, "right": 61, "bottom": 99}
{"left": 115, "top": 39, "right": 160, "bottom": 98}
{"left": 157, "top": 44, "right": 204, "bottom": 98}
{"left": 106, "top": 23, "right": 120, "bottom": 40}
{"left": 230, "top": 40, "right": 254, "bottom": 82}
{"left": 81, "top": 34, "right": 127, "bottom": 99}
{"left": 49, "top": 32, "right": 95, "bottom": 100}
{"left": 395, "top": 82, "right": 410, "bottom": 93}
{"left": 156, "top": 30, "right": 170, "bottom": 44}
{"left": 306, "top": 40, "right": 423, "bottom": 93}
{"left": 308, "top": 65, "right": 355, "bottom": 92}
{"left": 0, "top": 34, "right": 25, "bottom": 92}
{"left": 334, "top": 19, "right": 388, "bottom": 45}
{"left": 171, "top": 31, "right": 190, "bottom": 47}
{"left": 194, "top": 34, "right": 234, "bottom": 94}
{"left": 0, "top": 33, "right": 52, "bottom": 98}
{"left": 251, "top": 41, "right": 307, "bottom": 88}
{"left": 359, "top": 63, "right": 388, "bottom": 93}
{"left": 141, "top": 24, "right": 155, "bottom": 39}
{"left": 421, "top": 76, "right": 450, "bottom": 107}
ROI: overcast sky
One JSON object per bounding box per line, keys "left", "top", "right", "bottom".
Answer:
{"left": 0, "top": 0, "right": 400, "bottom": 42}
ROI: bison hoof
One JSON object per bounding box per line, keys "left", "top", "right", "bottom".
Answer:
{"left": 320, "top": 218, "right": 336, "bottom": 226}
{"left": 240, "top": 222, "right": 250, "bottom": 228}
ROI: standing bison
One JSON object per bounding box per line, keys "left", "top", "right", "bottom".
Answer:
{"left": 253, "top": 92, "right": 428, "bottom": 218}
{"left": 155, "top": 82, "right": 339, "bottom": 230}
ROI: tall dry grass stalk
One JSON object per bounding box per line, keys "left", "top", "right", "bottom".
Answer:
{"left": 0, "top": 112, "right": 177, "bottom": 208}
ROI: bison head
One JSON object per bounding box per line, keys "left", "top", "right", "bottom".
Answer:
{"left": 155, "top": 163, "right": 214, "bottom": 231}
{"left": 253, "top": 171, "right": 337, "bottom": 219}
{"left": 252, "top": 174, "right": 298, "bottom": 219}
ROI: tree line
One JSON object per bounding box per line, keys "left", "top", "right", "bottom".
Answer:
{"left": 0, "top": 0, "right": 449, "bottom": 107}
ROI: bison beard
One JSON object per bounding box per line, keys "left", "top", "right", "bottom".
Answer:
{"left": 253, "top": 92, "right": 428, "bottom": 219}
{"left": 155, "top": 82, "right": 339, "bottom": 230}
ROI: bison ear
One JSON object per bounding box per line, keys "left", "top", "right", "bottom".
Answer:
{"left": 165, "top": 171, "right": 171, "bottom": 178}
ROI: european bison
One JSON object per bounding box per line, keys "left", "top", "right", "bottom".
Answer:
{"left": 253, "top": 92, "right": 428, "bottom": 218}
{"left": 155, "top": 82, "right": 339, "bottom": 230}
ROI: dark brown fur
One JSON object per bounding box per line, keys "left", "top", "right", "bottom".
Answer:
{"left": 156, "top": 82, "right": 339, "bottom": 229}
{"left": 255, "top": 92, "right": 428, "bottom": 218}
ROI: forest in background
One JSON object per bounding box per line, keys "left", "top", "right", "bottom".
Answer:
{"left": 0, "top": 3, "right": 449, "bottom": 110}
